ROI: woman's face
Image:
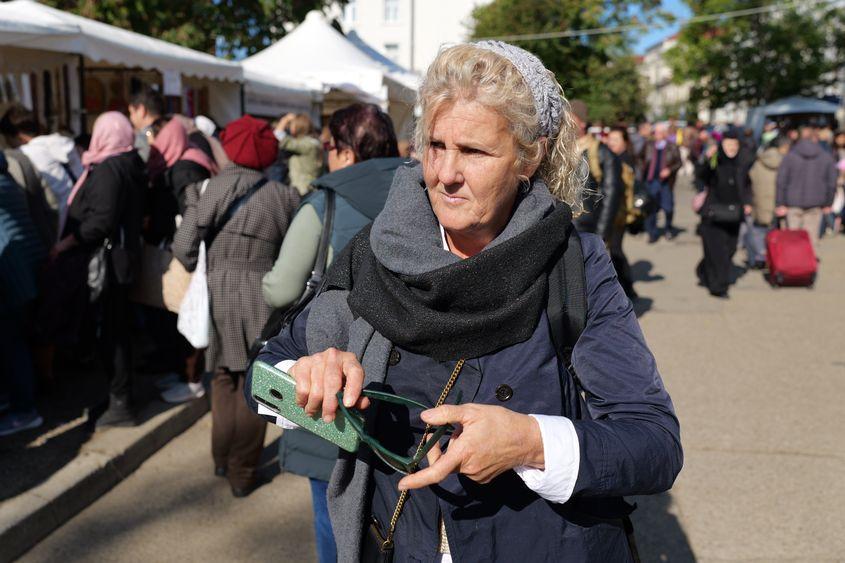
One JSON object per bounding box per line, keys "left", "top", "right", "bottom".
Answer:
{"left": 607, "top": 131, "right": 627, "bottom": 156}
{"left": 423, "top": 99, "right": 538, "bottom": 247}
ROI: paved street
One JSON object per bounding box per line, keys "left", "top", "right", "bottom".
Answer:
{"left": 23, "top": 185, "right": 845, "bottom": 562}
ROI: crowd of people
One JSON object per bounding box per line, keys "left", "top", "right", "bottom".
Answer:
{"left": 0, "top": 39, "right": 842, "bottom": 563}
{"left": 573, "top": 116, "right": 843, "bottom": 299}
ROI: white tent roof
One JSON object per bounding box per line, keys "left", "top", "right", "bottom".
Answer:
{"left": 346, "top": 31, "right": 420, "bottom": 93}
{"left": 243, "top": 11, "right": 417, "bottom": 105}
{"left": 0, "top": 0, "right": 241, "bottom": 82}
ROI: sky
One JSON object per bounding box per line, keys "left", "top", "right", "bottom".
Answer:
{"left": 633, "top": 0, "right": 693, "bottom": 54}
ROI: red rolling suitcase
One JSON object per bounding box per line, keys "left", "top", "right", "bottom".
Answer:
{"left": 766, "top": 220, "right": 817, "bottom": 287}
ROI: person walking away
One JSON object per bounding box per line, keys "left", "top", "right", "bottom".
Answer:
{"left": 570, "top": 100, "right": 623, "bottom": 242}
{"left": 695, "top": 130, "right": 752, "bottom": 298}
{"left": 38, "top": 112, "right": 147, "bottom": 426}
{"left": 171, "top": 115, "right": 300, "bottom": 497}
{"left": 0, "top": 153, "right": 47, "bottom": 436}
{"left": 775, "top": 125, "right": 838, "bottom": 252}
{"left": 274, "top": 113, "right": 323, "bottom": 196}
{"left": 605, "top": 126, "right": 638, "bottom": 300}
{"left": 748, "top": 135, "right": 788, "bottom": 227}
{"left": 128, "top": 88, "right": 164, "bottom": 162}
{"left": 262, "top": 102, "right": 401, "bottom": 563}
{"left": 641, "top": 123, "right": 682, "bottom": 242}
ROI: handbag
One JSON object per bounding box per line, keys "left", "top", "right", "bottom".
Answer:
{"left": 703, "top": 201, "right": 743, "bottom": 223}
{"left": 162, "top": 256, "right": 192, "bottom": 313}
{"left": 128, "top": 242, "right": 173, "bottom": 309}
{"left": 177, "top": 241, "right": 210, "bottom": 348}
{"left": 87, "top": 238, "right": 111, "bottom": 302}
{"left": 362, "top": 360, "right": 465, "bottom": 563}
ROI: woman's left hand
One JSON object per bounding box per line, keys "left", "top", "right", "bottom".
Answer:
{"left": 397, "top": 404, "right": 544, "bottom": 491}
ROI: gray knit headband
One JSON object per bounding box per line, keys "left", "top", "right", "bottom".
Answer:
{"left": 473, "top": 40, "right": 563, "bottom": 138}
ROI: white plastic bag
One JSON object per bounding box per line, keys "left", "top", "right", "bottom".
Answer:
{"left": 177, "top": 242, "right": 210, "bottom": 348}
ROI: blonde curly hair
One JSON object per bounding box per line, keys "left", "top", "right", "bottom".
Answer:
{"left": 415, "top": 43, "right": 587, "bottom": 214}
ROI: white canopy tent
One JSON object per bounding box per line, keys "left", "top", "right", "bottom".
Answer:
{"left": 0, "top": 0, "right": 321, "bottom": 131}
{"left": 243, "top": 11, "right": 418, "bottom": 138}
{"left": 243, "top": 69, "right": 323, "bottom": 123}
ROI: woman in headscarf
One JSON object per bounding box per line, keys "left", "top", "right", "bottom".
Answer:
{"left": 251, "top": 42, "right": 682, "bottom": 561}
{"left": 39, "top": 111, "right": 147, "bottom": 427}
{"left": 172, "top": 115, "right": 300, "bottom": 497}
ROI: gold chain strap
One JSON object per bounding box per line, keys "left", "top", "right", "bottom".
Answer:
{"left": 381, "top": 358, "right": 465, "bottom": 550}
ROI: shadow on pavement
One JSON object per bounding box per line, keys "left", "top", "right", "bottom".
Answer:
{"left": 631, "top": 260, "right": 666, "bottom": 283}
{"left": 630, "top": 491, "right": 696, "bottom": 562}
{"left": 633, "top": 297, "right": 654, "bottom": 318}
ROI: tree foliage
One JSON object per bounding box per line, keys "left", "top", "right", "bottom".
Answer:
{"left": 470, "top": 0, "right": 668, "bottom": 124}
{"left": 667, "top": 0, "right": 845, "bottom": 109}
{"left": 43, "top": 0, "right": 345, "bottom": 58}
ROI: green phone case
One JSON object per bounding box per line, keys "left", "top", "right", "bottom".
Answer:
{"left": 250, "top": 361, "right": 361, "bottom": 453}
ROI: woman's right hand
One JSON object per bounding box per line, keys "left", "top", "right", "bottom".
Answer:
{"left": 288, "top": 348, "right": 370, "bottom": 423}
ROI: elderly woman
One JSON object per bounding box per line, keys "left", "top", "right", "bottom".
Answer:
{"left": 251, "top": 42, "right": 682, "bottom": 561}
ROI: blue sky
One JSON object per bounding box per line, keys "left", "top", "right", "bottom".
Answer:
{"left": 633, "top": 0, "right": 693, "bottom": 53}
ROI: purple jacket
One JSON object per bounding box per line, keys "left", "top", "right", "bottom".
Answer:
{"left": 776, "top": 140, "right": 837, "bottom": 208}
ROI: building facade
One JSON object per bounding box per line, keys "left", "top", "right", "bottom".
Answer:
{"left": 333, "top": 0, "right": 491, "bottom": 74}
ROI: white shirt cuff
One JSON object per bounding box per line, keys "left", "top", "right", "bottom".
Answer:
{"left": 256, "top": 360, "right": 300, "bottom": 430}
{"left": 514, "top": 414, "right": 580, "bottom": 504}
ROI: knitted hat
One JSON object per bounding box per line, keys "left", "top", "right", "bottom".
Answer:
{"left": 220, "top": 115, "right": 278, "bottom": 170}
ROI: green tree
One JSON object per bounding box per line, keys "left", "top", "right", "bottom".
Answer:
{"left": 667, "top": 0, "right": 845, "bottom": 110}
{"left": 43, "top": 0, "right": 345, "bottom": 58}
{"left": 470, "top": 0, "right": 666, "bottom": 123}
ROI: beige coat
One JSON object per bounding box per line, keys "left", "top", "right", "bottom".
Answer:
{"left": 748, "top": 148, "right": 783, "bottom": 224}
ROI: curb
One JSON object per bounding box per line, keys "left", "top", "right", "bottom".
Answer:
{"left": 0, "top": 396, "right": 209, "bottom": 563}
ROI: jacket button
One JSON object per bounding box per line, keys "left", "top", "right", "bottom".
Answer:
{"left": 495, "top": 384, "right": 513, "bottom": 402}
{"left": 388, "top": 349, "right": 401, "bottom": 366}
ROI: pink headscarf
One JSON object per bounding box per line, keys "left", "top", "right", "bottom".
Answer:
{"left": 66, "top": 111, "right": 135, "bottom": 206}
{"left": 148, "top": 117, "right": 219, "bottom": 179}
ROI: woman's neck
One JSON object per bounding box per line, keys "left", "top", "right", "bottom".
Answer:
{"left": 444, "top": 230, "right": 492, "bottom": 259}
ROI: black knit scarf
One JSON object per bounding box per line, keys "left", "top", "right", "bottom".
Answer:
{"left": 324, "top": 165, "right": 575, "bottom": 361}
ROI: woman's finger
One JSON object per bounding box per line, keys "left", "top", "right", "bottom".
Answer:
{"left": 291, "top": 359, "right": 311, "bottom": 407}
{"left": 321, "top": 356, "right": 343, "bottom": 422}
{"left": 341, "top": 355, "right": 365, "bottom": 408}
{"left": 398, "top": 445, "right": 462, "bottom": 491}
{"left": 420, "top": 404, "right": 469, "bottom": 426}
{"left": 304, "top": 359, "right": 326, "bottom": 416}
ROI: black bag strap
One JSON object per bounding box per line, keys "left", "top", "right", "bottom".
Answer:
{"left": 547, "top": 225, "right": 587, "bottom": 369}
{"left": 204, "top": 177, "right": 268, "bottom": 248}
{"left": 546, "top": 226, "right": 641, "bottom": 563}
{"left": 248, "top": 188, "right": 336, "bottom": 362}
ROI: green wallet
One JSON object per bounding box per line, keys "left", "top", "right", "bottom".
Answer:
{"left": 251, "top": 361, "right": 362, "bottom": 452}
{"left": 250, "top": 360, "right": 461, "bottom": 473}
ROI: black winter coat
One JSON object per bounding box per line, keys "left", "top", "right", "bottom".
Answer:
{"left": 574, "top": 141, "right": 623, "bottom": 240}
{"left": 695, "top": 148, "right": 753, "bottom": 208}
{"left": 64, "top": 151, "right": 147, "bottom": 284}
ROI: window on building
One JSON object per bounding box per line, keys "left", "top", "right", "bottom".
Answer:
{"left": 345, "top": 0, "right": 357, "bottom": 22}
{"left": 384, "top": 43, "right": 400, "bottom": 63}
{"left": 384, "top": 0, "right": 399, "bottom": 22}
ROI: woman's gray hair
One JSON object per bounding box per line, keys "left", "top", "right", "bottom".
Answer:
{"left": 415, "top": 42, "right": 587, "bottom": 214}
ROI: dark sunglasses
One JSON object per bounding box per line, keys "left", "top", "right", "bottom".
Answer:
{"left": 336, "top": 388, "right": 463, "bottom": 475}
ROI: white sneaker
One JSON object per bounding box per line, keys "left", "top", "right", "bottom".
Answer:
{"left": 154, "top": 373, "right": 182, "bottom": 391}
{"left": 162, "top": 382, "right": 205, "bottom": 403}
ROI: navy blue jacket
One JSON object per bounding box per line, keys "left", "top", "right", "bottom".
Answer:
{"left": 249, "top": 233, "right": 682, "bottom": 562}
